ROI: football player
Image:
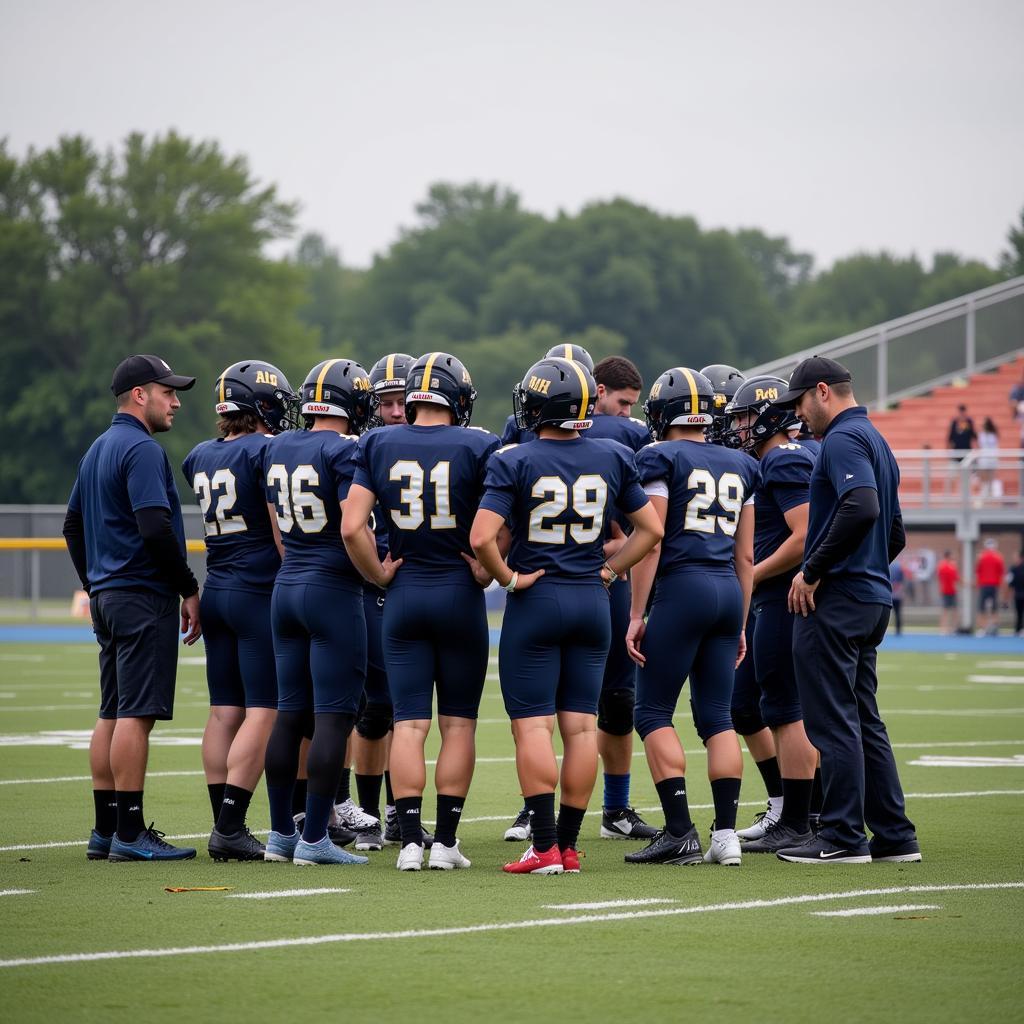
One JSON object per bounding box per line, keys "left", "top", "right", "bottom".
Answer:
{"left": 182, "top": 360, "right": 296, "bottom": 861}
{"left": 343, "top": 352, "right": 499, "bottom": 871}
{"left": 722, "top": 376, "right": 819, "bottom": 852}
{"left": 700, "top": 364, "right": 746, "bottom": 447}
{"left": 471, "top": 357, "right": 662, "bottom": 874}
{"left": 499, "top": 344, "right": 594, "bottom": 445}
{"left": 260, "top": 358, "right": 376, "bottom": 866}
{"left": 625, "top": 368, "right": 757, "bottom": 866}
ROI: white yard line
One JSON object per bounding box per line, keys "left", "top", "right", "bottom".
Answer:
{"left": 0, "top": 770, "right": 205, "bottom": 786}
{"left": 0, "top": 890, "right": 35, "bottom": 898}
{"left": 542, "top": 898, "right": 676, "bottom": 910}
{"left": 810, "top": 904, "right": 940, "bottom": 917}
{"left": 227, "top": 888, "right": 351, "bottom": 900}
{"left": 967, "top": 676, "right": 1024, "bottom": 684}
{"left": 0, "top": 883, "right": 1019, "bottom": 969}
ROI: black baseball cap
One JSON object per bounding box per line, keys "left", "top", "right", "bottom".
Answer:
{"left": 111, "top": 355, "right": 196, "bottom": 396}
{"left": 773, "top": 355, "right": 852, "bottom": 407}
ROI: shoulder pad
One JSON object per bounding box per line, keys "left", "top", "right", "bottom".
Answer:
{"left": 494, "top": 443, "right": 519, "bottom": 455}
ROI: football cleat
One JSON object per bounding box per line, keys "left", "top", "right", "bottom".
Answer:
{"left": 776, "top": 835, "right": 872, "bottom": 864}
{"left": 328, "top": 822, "right": 357, "bottom": 847}
{"left": 736, "top": 798, "right": 783, "bottom": 841}
{"left": 600, "top": 806, "right": 658, "bottom": 840}
{"left": 503, "top": 807, "right": 532, "bottom": 842}
{"left": 869, "top": 838, "right": 922, "bottom": 863}
{"left": 293, "top": 834, "right": 369, "bottom": 866}
{"left": 428, "top": 839, "right": 472, "bottom": 870}
{"left": 560, "top": 848, "right": 583, "bottom": 873}
{"left": 108, "top": 825, "right": 197, "bottom": 862}
{"left": 335, "top": 798, "right": 382, "bottom": 832}
{"left": 87, "top": 830, "right": 112, "bottom": 861}
{"left": 264, "top": 829, "right": 300, "bottom": 863}
{"left": 209, "top": 826, "right": 266, "bottom": 862}
{"left": 383, "top": 807, "right": 434, "bottom": 847}
{"left": 703, "top": 828, "right": 742, "bottom": 866}
{"left": 624, "top": 825, "right": 703, "bottom": 865}
{"left": 353, "top": 820, "right": 384, "bottom": 852}
{"left": 502, "top": 845, "right": 564, "bottom": 875}
{"left": 397, "top": 842, "right": 424, "bottom": 872}
{"left": 741, "top": 823, "right": 813, "bottom": 854}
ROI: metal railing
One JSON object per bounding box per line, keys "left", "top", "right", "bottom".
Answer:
{"left": 745, "top": 275, "right": 1024, "bottom": 410}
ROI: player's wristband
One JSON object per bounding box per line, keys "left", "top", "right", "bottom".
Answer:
{"left": 600, "top": 563, "right": 617, "bottom": 588}
{"left": 503, "top": 572, "right": 519, "bottom": 593}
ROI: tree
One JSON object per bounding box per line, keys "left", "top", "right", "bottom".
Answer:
{"left": 999, "top": 206, "right": 1024, "bottom": 278}
{"left": 0, "top": 133, "right": 318, "bottom": 503}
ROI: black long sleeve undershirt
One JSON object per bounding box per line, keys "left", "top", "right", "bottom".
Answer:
{"left": 136, "top": 506, "right": 199, "bottom": 598}
{"left": 802, "top": 486, "right": 880, "bottom": 585}
{"left": 62, "top": 507, "right": 89, "bottom": 592}
{"left": 888, "top": 513, "right": 907, "bottom": 564}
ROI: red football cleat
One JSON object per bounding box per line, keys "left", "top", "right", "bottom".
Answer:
{"left": 560, "top": 847, "right": 583, "bottom": 873}
{"left": 502, "top": 844, "right": 564, "bottom": 875}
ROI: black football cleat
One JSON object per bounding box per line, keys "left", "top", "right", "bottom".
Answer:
{"left": 624, "top": 825, "right": 704, "bottom": 865}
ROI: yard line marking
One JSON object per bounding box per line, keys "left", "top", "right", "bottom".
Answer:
{"left": 892, "top": 740, "right": 1024, "bottom": 749}
{"left": 0, "top": 770, "right": 205, "bottom": 787}
{"left": 883, "top": 708, "right": 1024, "bottom": 716}
{"left": 0, "top": 890, "right": 35, "bottom": 898}
{"left": 908, "top": 756, "right": 1024, "bottom": 768}
{"left": 967, "top": 676, "right": 1024, "bottom": 685}
{"left": 0, "top": 883, "right": 1019, "bottom": 969}
{"left": 542, "top": 899, "right": 677, "bottom": 910}
{"left": 978, "top": 661, "right": 1024, "bottom": 669}
{"left": 810, "top": 904, "right": 940, "bottom": 918}
{"left": 0, "top": 700, "right": 210, "bottom": 713}
{"left": 227, "top": 888, "right": 351, "bottom": 900}
{"left": 0, "top": 833, "right": 209, "bottom": 852}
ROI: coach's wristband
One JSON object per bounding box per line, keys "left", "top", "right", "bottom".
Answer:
{"left": 503, "top": 572, "right": 519, "bottom": 593}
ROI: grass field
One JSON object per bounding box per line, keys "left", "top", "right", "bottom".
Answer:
{"left": 1, "top": 641, "right": 1022, "bottom": 1022}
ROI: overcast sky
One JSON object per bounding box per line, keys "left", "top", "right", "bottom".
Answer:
{"left": 3, "top": 0, "right": 1022, "bottom": 271}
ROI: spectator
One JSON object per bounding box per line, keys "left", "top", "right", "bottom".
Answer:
{"left": 1009, "top": 368, "right": 1024, "bottom": 448}
{"left": 1007, "top": 550, "right": 1024, "bottom": 639}
{"left": 948, "top": 404, "right": 977, "bottom": 454}
{"left": 890, "top": 560, "right": 905, "bottom": 634}
{"left": 975, "top": 418, "right": 1000, "bottom": 498}
{"left": 975, "top": 539, "right": 1006, "bottom": 637}
{"left": 936, "top": 550, "right": 959, "bottom": 635}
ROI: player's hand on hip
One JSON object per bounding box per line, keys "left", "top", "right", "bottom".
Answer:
{"left": 735, "top": 629, "right": 747, "bottom": 668}
{"left": 460, "top": 551, "right": 493, "bottom": 588}
{"left": 378, "top": 553, "right": 403, "bottom": 587}
{"left": 788, "top": 572, "right": 819, "bottom": 617}
{"left": 180, "top": 594, "right": 202, "bottom": 645}
{"left": 512, "top": 568, "right": 545, "bottom": 591}
{"left": 626, "top": 615, "right": 647, "bottom": 666}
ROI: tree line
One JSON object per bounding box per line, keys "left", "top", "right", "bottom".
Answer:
{"left": 1, "top": 133, "right": 1021, "bottom": 502}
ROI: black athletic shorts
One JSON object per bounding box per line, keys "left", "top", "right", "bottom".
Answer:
{"left": 91, "top": 588, "right": 179, "bottom": 720}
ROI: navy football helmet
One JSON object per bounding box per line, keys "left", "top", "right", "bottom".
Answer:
{"left": 643, "top": 367, "right": 716, "bottom": 441}
{"left": 700, "top": 363, "right": 746, "bottom": 445}
{"left": 300, "top": 358, "right": 372, "bottom": 433}
{"left": 405, "top": 352, "right": 477, "bottom": 427}
{"left": 513, "top": 357, "right": 596, "bottom": 432}
{"left": 723, "top": 375, "right": 798, "bottom": 453}
{"left": 544, "top": 343, "right": 594, "bottom": 375}
{"left": 367, "top": 352, "right": 415, "bottom": 429}
{"left": 214, "top": 360, "right": 299, "bottom": 434}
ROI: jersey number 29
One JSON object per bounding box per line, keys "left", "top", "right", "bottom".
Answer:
{"left": 684, "top": 469, "right": 743, "bottom": 536}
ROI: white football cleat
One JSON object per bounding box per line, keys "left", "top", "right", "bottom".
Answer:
{"left": 429, "top": 839, "right": 471, "bottom": 870}
{"left": 335, "top": 798, "right": 381, "bottom": 832}
{"left": 704, "top": 828, "right": 742, "bottom": 866}
{"left": 396, "top": 842, "right": 424, "bottom": 871}
{"left": 736, "top": 797, "right": 783, "bottom": 840}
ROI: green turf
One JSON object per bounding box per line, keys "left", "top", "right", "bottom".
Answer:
{"left": 1, "top": 644, "right": 1022, "bottom": 1022}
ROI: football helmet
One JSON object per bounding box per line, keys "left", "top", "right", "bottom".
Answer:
{"left": 643, "top": 367, "right": 716, "bottom": 441}
{"left": 300, "top": 358, "right": 372, "bottom": 433}
{"left": 214, "top": 360, "right": 299, "bottom": 434}
{"left": 700, "top": 363, "right": 746, "bottom": 445}
{"left": 405, "top": 352, "right": 477, "bottom": 427}
{"left": 513, "top": 357, "right": 596, "bottom": 432}
{"left": 544, "top": 343, "right": 594, "bottom": 374}
{"left": 723, "top": 375, "right": 798, "bottom": 453}
{"left": 367, "top": 352, "right": 415, "bottom": 429}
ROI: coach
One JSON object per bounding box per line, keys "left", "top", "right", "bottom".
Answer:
{"left": 63, "top": 355, "right": 202, "bottom": 863}
{"left": 771, "top": 356, "right": 920, "bottom": 865}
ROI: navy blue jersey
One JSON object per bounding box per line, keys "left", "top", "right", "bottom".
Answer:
{"left": 352, "top": 424, "right": 501, "bottom": 584}
{"left": 753, "top": 441, "right": 816, "bottom": 596}
{"left": 263, "top": 429, "right": 361, "bottom": 585}
{"left": 479, "top": 437, "right": 648, "bottom": 581}
{"left": 635, "top": 440, "right": 757, "bottom": 577}
{"left": 586, "top": 414, "right": 650, "bottom": 453}
{"left": 67, "top": 413, "right": 186, "bottom": 595}
{"left": 500, "top": 414, "right": 536, "bottom": 446}
{"left": 800, "top": 438, "right": 821, "bottom": 456}
{"left": 805, "top": 406, "right": 900, "bottom": 605}
{"left": 182, "top": 434, "right": 280, "bottom": 591}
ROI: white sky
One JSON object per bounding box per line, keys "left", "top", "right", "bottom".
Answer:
{"left": 3, "top": 0, "right": 1022, "bottom": 270}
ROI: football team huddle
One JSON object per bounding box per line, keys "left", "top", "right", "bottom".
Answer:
{"left": 163, "top": 343, "right": 828, "bottom": 875}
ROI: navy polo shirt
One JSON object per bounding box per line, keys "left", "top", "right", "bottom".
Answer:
{"left": 804, "top": 406, "right": 899, "bottom": 605}
{"left": 67, "top": 413, "right": 187, "bottom": 595}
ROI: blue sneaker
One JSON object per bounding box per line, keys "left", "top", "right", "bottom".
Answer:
{"left": 108, "top": 824, "right": 197, "bottom": 862}
{"left": 264, "top": 829, "right": 300, "bottom": 862}
{"left": 293, "top": 834, "right": 369, "bottom": 866}
{"left": 87, "top": 830, "right": 112, "bottom": 861}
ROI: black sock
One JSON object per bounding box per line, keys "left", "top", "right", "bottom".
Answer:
{"left": 291, "top": 778, "right": 308, "bottom": 816}
{"left": 306, "top": 713, "right": 354, "bottom": 839}
{"left": 207, "top": 782, "right": 226, "bottom": 823}
{"left": 557, "top": 804, "right": 586, "bottom": 851}
{"left": 710, "top": 777, "right": 741, "bottom": 831}
{"left": 396, "top": 796, "right": 423, "bottom": 846}
{"left": 216, "top": 784, "right": 253, "bottom": 835}
{"left": 525, "top": 792, "right": 557, "bottom": 852}
{"left": 93, "top": 789, "right": 117, "bottom": 837}
{"left": 115, "top": 790, "right": 145, "bottom": 842}
{"left": 384, "top": 770, "right": 394, "bottom": 806}
{"left": 810, "top": 767, "right": 824, "bottom": 816}
{"left": 434, "top": 794, "right": 465, "bottom": 847}
{"left": 755, "top": 756, "right": 784, "bottom": 799}
{"left": 780, "top": 778, "right": 813, "bottom": 831}
{"left": 356, "top": 773, "right": 383, "bottom": 821}
{"left": 336, "top": 766, "right": 352, "bottom": 805}
{"left": 655, "top": 777, "right": 692, "bottom": 836}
